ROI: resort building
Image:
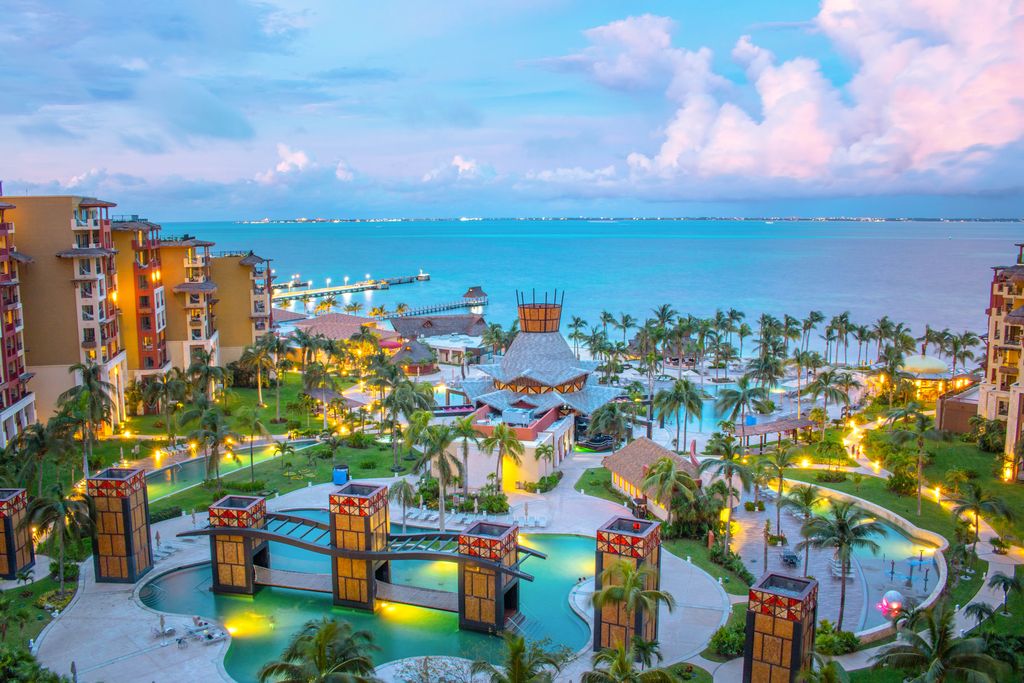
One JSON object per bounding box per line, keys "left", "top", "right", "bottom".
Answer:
{"left": 4, "top": 196, "right": 128, "bottom": 424}
{"left": 208, "top": 251, "right": 273, "bottom": 364}
{"left": 458, "top": 291, "right": 623, "bottom": 490}
{"left": 603, "top": 438, "right": 699, "bottom": 520}
{"left": 158, "top": 235, "right": 220, "bottom": 368}
{"left": 0, "top": 201, "right": 36, "bottom": 446}
{"left": 291, "top": 313, "right": 401, "bottom": 344}
{"left": 271, "top": 306, "right": 308, "bottom": 333}
{"left": 977, "top": 242, "right": 1024, "bottom": 474}
{"left": 390, "top": 313, "right": 488, "bottom": 366}
{"left": 110, "top": 216, "right": 171, "bottom": 379}
{"left": 390, "top": 339, "right": 437, "bottom": 376}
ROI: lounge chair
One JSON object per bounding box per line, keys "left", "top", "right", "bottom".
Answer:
{"left": 537, "top": 516, "right": 548, "bottom": 528}
{"left": 406, "top": 509, "right": 421, "bottom": 520}
{"left": 427, "top": 512, "right": 439, "bottom": 522}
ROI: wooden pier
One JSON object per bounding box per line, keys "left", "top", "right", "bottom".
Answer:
{"left": 389, "top": 296, "right": 488, "bottom": 317}
{"left": 272, "top": 272, "right": 430, "bottom": 302}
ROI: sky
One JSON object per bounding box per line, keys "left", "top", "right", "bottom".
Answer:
{"left": 1, "top": 0, "right": 1022, "bottom": 220}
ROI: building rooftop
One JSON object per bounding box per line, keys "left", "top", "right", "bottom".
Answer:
{"left": 172, "top": 281, "right": 218, "bottom": 293}
{"left": 272, "top": 307, "right": 307, "bottom": 323}
{"left": 56, "top": 247, "right": 116, "bottom": 258}
{"left": 391, "top": 339, "right": 435, "bottom": 365}
{"left": 292, "top": 313, "right": 400, "bottom": 342}
{"left": 390, "top": 313, "right": 488, "bottom": 339}
{"left": 602, "top": 437, "right": 698, "bottom": 499}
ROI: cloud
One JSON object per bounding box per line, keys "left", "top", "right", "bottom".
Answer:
{"left": 526, "top": 165, "right": 616, "bottom": 184}
{"left": 16, "top": 119, "right": 81, "bottom": 140}
{"left": 334, "top": 160, "right": 355, "bottom": 182}
{"left": 421, "top": 155, "right": 493, "bottom": 184}
{"left": 255, "top": 144, "right": 312, "bottom": 184}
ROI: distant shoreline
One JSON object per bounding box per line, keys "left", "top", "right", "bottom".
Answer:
{"left": 232, "top": 216, "right": 1023, "bottom": 225}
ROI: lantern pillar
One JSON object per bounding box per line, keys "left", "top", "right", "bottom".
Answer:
{"left": 743, "top": 573, "right": 819, "bottom": 683}
{"left": 329, "top": 482, "right": 389, "bottom": 610}
{"left": 0, "top": 489, "right": 34, "bottom": 579}
{"left": 594, "top": 515, "right": 662, "bottom": 652}
{"left": 87, "top": 468, "right": 152, "bottom": 583}
{"left": 457, "top": 520, "right": 520, "bottom": 633}
{"left": 208, "top": 495, "right": 268, "bottom": 595}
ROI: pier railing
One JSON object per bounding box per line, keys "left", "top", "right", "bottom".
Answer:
{"left": 389, "top": 297, "right": 488, "bottom": 317}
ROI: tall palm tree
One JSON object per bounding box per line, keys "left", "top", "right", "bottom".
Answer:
{"left": 716, "top": 374, "right": 767, "bottom": 454}
{"left": 590, "top": 402, "right": 634, "bottom": 450}
{"left": 641, "top": 457, "right": 695, "bottom": 527}
{"left": 274, "top": 441, "right": 296, "bottom": 470}
{"left": 653, "top": 379, "right": 705, "bottom": 452}
{"left": 987, "top": 571, "right": 1021, "bottom": 615}
{"left": 187, "top": 349, "right": 229, "bottom": 400}
{"left": 416, "top": 424, "right": 460, "bottom": 532}
{"left": 342, "top": 302, "right": 364, "bottom": 315}
{"left": 592, "top": 559, "right": 675, "bottom": 647}
{"left": 28, "top": 484, "right": 92, "bottom": 595}
{"left": 582, "top": 642, "right": 680, "bottom": 683}
{"left": 18, "top": 422, "right": 58, "bottom": 497}
{"left": 144, "top": 369, "right": 187, "bottom": 443}
{"left": 798, "top": 500, "right": 884, "bottom": 629}
{"left": 451, "top": 415, "right": 481, "bottom": 497}
{"left": 782, "top": 484, "right": 822, "bottom": 576}
{"left": 188, "top": 408, "right": 240, "bottom": 484}
{"left": 617, "top": 312, "right": 637, "bottom": 344}
{"left": 257, "top": 617, "right": 379, "bottom": 683}
{"left": 234, "top": 405, "right": 271, "bottom": 482}
{"left": 384, "top": 379, "right": 434, "bottom": 471}
{"left": 388, "top": 478, "right": 417, "bottom": 533}
{"left": 262, "top": 333, "right": 294, "bottom": 423}
{"left": 698, "top": 436, "right": 751, "bottom": 552}
{"left": 481, "top": 423, "right": 523, "bottom": 489}
{"left": 568, "top": 316, "right": 589, "bottom": 360}
{"left": 534, "top": 442, "right": 555, "bottom": 475}
{"left": 303, "top": 361, "right": 337, "bottom": 431}
{"left": 471, "top": 632, "right": 565, "bottom": 683}
{"left": 951, "top": 484, "right": 1013, "bottom": 555}
{"left": 803, "top": 370, "right": 851, "bottom": 443}
{"left": 947, "top": 331, "right": 980, "bottom": 377}
{"left": 58, "top": 360, "right": 116, "bottom": 479}
{"left": 887, "top": 402, "right": 948, "bottom": 516}
{"left": 762, "top": 445, "right": 798, "bottom": 535}
{"left": 239, "top": 343, "right": 275, "bottom": 407}
{"left": 872, "top": 602, "right": 1002, "bottom": 682}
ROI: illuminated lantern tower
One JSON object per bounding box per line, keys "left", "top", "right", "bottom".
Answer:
{"left": 329, "top": 482, "right": 390, "bottom": 610}
{"left": 0, "top": 488, "right": 34, "bottom": 579}
{"left": 743, "top": 573, "right": 819, "bottom": 683}
{"left": 208, "top": 495, "right": 268, "bottom": 595}
{"left": 457, "top": 520, "right": 521, "bottom": 633}
{"left": 593, "top": 515, "right": 662, "bottom": 651}
{"left": 87, "top": 467, "right": 152, "bottom": 583}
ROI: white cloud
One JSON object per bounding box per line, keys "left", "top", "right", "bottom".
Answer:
{"left": 334, "top": 160, "right": 354, "bottom": 182}
{"left": 421, "top": 154, "right": 490, "bottom": 183}
{"left": 256, "top": 143, "right": 312, "bottom": 184}
{"left": 527, "top": 165, "right": 616, "bottom": 184}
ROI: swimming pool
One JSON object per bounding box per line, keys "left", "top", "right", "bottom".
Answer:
{"left": 145, "top": 440, "right": 317, "bottom": 501}
{"left": 658, "top": 380, "right": 798, "bottom": 435}
{"left": 139, "top": 512, "right": 592, "bottom": 682}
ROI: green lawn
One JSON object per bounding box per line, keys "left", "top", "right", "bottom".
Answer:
{"left": 849, "top": 667, "right": 906, "bottom": 683}
{"left": 125, "top": 373, "right": 350, "bottom": 437}
{"left": 28, "top": 437, "right": 168, "bottom": 500}
{"left": 149, "top": 443, "right": 411, "bottom": 517}
{"left": 0, "top": 576, "right": 69, "bottom": 649}
{"left": 970, "top": 565, "right": 1024, "bottom": 636}
{"left": 922, "top": 439, "right": 1024, "bottom": 541}
{"left": 669, "top": 662, "right": 713, "bottom": 682}
{"left": 574, "top": 467, "right": 628, "bottom": 504}
{"left": 663, "top": 538, "right": 750, "bottom": 596}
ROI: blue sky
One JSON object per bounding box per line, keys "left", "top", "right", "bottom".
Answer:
{"left": 1, "top": 0, "right": 1022, "bottom": 219}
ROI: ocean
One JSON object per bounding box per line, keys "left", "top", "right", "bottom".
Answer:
{"left": 165, "top": 218, "right": 1021, "bottom": 335}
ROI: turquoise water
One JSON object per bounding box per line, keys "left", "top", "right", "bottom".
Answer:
{"left": 145, "top": 441, "right": 316, "bottom": 500}
{"left": 166, "top": 219, "right": 1018, "bottom": 333}
{"left": 139, "top": 514, "right": 593, "bottom": 682}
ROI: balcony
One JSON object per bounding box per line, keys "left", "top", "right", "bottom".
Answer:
{"left": 72, "top": 217, "right": 103, "bottom": 231}
{"left": 184, "top": 255, "right": 207, "bottom": 268}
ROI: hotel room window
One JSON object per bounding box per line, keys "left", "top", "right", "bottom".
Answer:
{"left": 82, "top": 305, "right": 94, "bottom": 321}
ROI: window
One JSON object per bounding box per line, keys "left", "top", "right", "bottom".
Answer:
{"left": 138, "top": 275, "right": 149, "bottom": 290}
{"left": 81, "top": 305, "right": 95, "bottom": 321}
{"left": 80, "top": 282, "right": 93, "bottom": 298}
{"left": 141, "top": 315, "right": 152, "bottom": 331}
{"left": 139, "top": 295, "right": 150, "bottom": 308}
{"left": 83, "top": 328, "right": 96, "bottom": 343}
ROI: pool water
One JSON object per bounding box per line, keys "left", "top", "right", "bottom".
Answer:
{"left": 139, "top": 515, "right": 592, "bottom": 682}
{"left": 145, "top": 441, "right": 316, "bottom": 501}
{"left": 660, "top": 381, "right": 798, "bottom": 435}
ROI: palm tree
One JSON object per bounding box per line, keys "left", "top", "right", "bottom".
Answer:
{"left": 57, "top": 360, "right": 115, "bottom": 479}
{"left": 451, "top": 416, "right": 481, "bottom": 497}
{"left": 239, "top": 343, "right": 275, "bottom": 407}
{"left": 416, "top": 424, "right": 460, "bottom": 532}
{"left": 582, "top": 642, "right": 680, "bottom": 682}
{"left": 257, "top": 617, "right": 379, "bottom": 683}
{"left": 481, "top": 423, "right": 523, "bottom": 489}
{"left": 887, "top": 402, "right": 948, "bottom": 516}
{"left": 987, "top": 571, "right": 1021, "bottom": 615}
{"left": 617, "top": 313, "right": 637, "bottom": 344}
{"left": 699, "top": 436, "right": 751, "bottom": 552}
{"left": 641, "top": 457, "right": 695, "bottom": 527}
{"left": 872, "top": 602, "right": 1002, "bottom": 682}
{"left": 471, "top": 632, "right": 565, "bottom": 683}
{"left": 343, "top": 302, "right": 364, "bottom": 315}
{"left": 781, "top": 484, "right": 822, "bottom": 577}
{"left": 187, "top": 349, "right": 229, "bottom": 400}
{"left": 534, "top": 442, "right": 555, "bottom": 476}
{"left": 303, "top": 361, "right": 337, "bottom": 431}
{"left": 947, "top": 331, "right": 980, "bottom": 377}
{"left": 803, "top": 370, "right": 850, "bottom": 443}
{"left": 260, "top": 333, "right": 294, "bottom": 423}
{"left": 188, "top": 408, "right": 240, "bottom": 484}
{"left": 388, "top": 479, "right": 417, "bottom": 533}
{"left": 590, "top": 402, "right": 633, "bottom": 450}
{"left": 716, "top": 374, "right": 767, "bottom": 454}
{"left": 144, "top": 369, "right": 187, "bottom": 443}
{"left": 798, "top": 499, "right": 884, "bottom": 629}
{"left": 653, "top": 380, "right": 704, "bottom": 453}
{"left": 951, "top": 483, "right": 1013, "bottom": 555}
{"left": 18, "top": 422, "right": 60, "bottom": 497}
{"left": 234, "top": 405, "right": 271, "bottom": 482}
{"left": 592, "top": 559, "right": 675, "bottom": 647}
{"left": 963, "top": 601, "right": 994, "bottom": 627}
{"left": 762, "top": 445, "right": 798, "bottom": 535}
{"left": 274, "top": 441, "right": 296, "bottom": 470}
{"left": 28, "top": 484, "right": 92, "bottom": 595}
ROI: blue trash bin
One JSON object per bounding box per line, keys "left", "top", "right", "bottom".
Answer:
{"left": 332, "top": 465, "right": 349, "bottom": 485}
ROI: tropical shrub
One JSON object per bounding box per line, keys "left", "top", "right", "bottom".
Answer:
{"left": 815, "top": 471, "right": 848, "bottom": 483}
{"left": 744, "top": 501, "right": 756, "bottom": 512}
{"left": 885, "top": 467, "right": 916, "bottom": 496}
{"left": 709, "top": 543, "right": 756, "bottom": 585}
{"left": 48, "top": 559, "right": 79, "bottom": 582}
{"left": 344, "top": 432, "right": 376, "bottom": 449}
{"left": 0, "top": 646, "right": 69, "bottom": 682}
{"left": 814, "top": 620, "right": 859, "bottom": 655}
{"left": 524, "top": 471, "right": 563, "bottom": 493}
{"left": 149, "top": 505, "right": 183, "bottom": 523}
{"left": 35, "top": 588, "right": 76, "bottom": 611}
{"left": 709, "top": 623, "right": 745, "bottom": 657}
